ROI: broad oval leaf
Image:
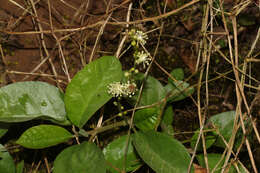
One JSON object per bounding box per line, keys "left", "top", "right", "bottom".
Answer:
{"left": 133, "top": 131, "right": 194, "bottom": 173}
{"left": 197, "top": 153, "right": 249, "bottom": 173}
{"left": 134, "top": 106, "right": 174, "bottom": 134}
{"left": 190, "top": 130, "right": 216, "bottom": 151}
{"left": 130, "top": 74, "right": 166, "bottom": 106}
{"left": 0, "top": 81, "right": 68, "bottom": 124}
{"left": 134, "top": 108, "right": 159, "bottom": 131}
{"left": 103, "top": 135, "right": 141, "bottom": 173}
{"left": 165, "top": 81, "right": 194, "bottom": 102}
{"left": 53, "top": 142, "right": 106, "bottom": 173}
{"left": 161, "top": 106, "right": 174, "bottom": 136}
{"left": 168, "top": 68, "right": 184, "bottom": 83}
{"left": 209, "top": 111, "right": 236, "bottom": 141}
{"left": 16, "top": 160, "right": 24, "bottom": 173}
{"left": 0, "top": 144, "right": 15, "bottom": 173}
{"left": 197, "top": 154, "right": 226, "bottom": 173}
{"left": 16, "top": 125, "right": 73, "bottom": 149}
{"left": 208, "top": 111, "right": 249, "bottom": 150}
{"left": 65, "top": 56, "right": 122, "bottom": 127}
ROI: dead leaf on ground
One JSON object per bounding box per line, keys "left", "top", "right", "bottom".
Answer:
{"left": 194, "top": 163, "right": 207, "bottom": 173}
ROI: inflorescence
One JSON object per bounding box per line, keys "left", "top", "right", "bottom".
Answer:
{"left": 128, "top": 29, "right": 148, "bottom": 46}
{"left": 107, "top": 81, "right": 137, "bottom": 98}
{"left": 135, "top": 51, "right": 151, "bottom": 68}
{"left": 108, "top": 29, "right": 150, "bottom": 98}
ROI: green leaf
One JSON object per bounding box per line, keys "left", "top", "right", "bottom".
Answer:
{"left": 197, "top": 154, "right": 224, "bottom": 173}
{"left": 165, "top": 81, "right": 194, "bottom": 102}
{"left": 0, "top": 129, "right": 8, "bottom": 139}
{"left": 197, "top": 154, "right": 248, "bottom": 173}
{"left": 0, "top": 123, "right": 9, "bottom": 139}
{"left": 0, "top": 144, "right": 15, "bottom": 173}
{"left": 134, "top": 108, "right": 159, "bottom": 131}
{"left": 16, "top": 125, "right": 73, "bottom": 149}
{"left": 208, "top": 111, "right": 248, "bottom": 149}
{"left": 53, "top": 142, "right": 106, "bottom": 173}
{"left": 0, "top": 81, "right": 68, "bottom": 124}
{"left": 65, "top": 56, "right": 122, "bottom": 127}
{"left": 210, "top": 111, "right": 236, "bottom": 143}
{"left": 16, "top": 160, "right": 24, "bottom": 173}
{"left": 161, "top": 106, "right": 174, "bottom": 136}
{"left": 130, "top": 74, "right": 166, "bottom": 106}
{"left": 236, "top": 162, "right": 250, "bottom": 173}
{"left": 190, "top": 130, "right": 216, "bottom": 151}
{"left": 134, "top": 106, "right": 174, "bottom": 133}
{"left": 103, "top": 135, "right": 141, "bottom": 173}
{"left": 168, "top": 68, "right": 184, "bottom": 83}
{"left": 133, "top": 131, "right": 194, "bottom": 173}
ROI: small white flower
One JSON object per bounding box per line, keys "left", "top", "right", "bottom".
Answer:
{"left": 134, "top": 30, "right": 148, "bottom": 45}
{"left": 128, "top": 29, "right": 148, "bottom": 45}
{"left": 123, "top": 81, "right": 137, "bottom": 97}
{"left": 135, "top": 51, "right": 151, "bottom": 68}
{"left": 107, "top": 82, "right": 124, "bottom": 97}
{"left": 108, "top": 81, "right": 137, "bottom": 98}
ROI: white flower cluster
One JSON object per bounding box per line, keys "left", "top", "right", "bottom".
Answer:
{"left": 135, "top": 51, "right": 151, "bottom": 68}
{"left": 107, "top": 81, "right": 137, "bottom": 98}
{"left": 128, "top": 29, "right": 148, "bottom": 45}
